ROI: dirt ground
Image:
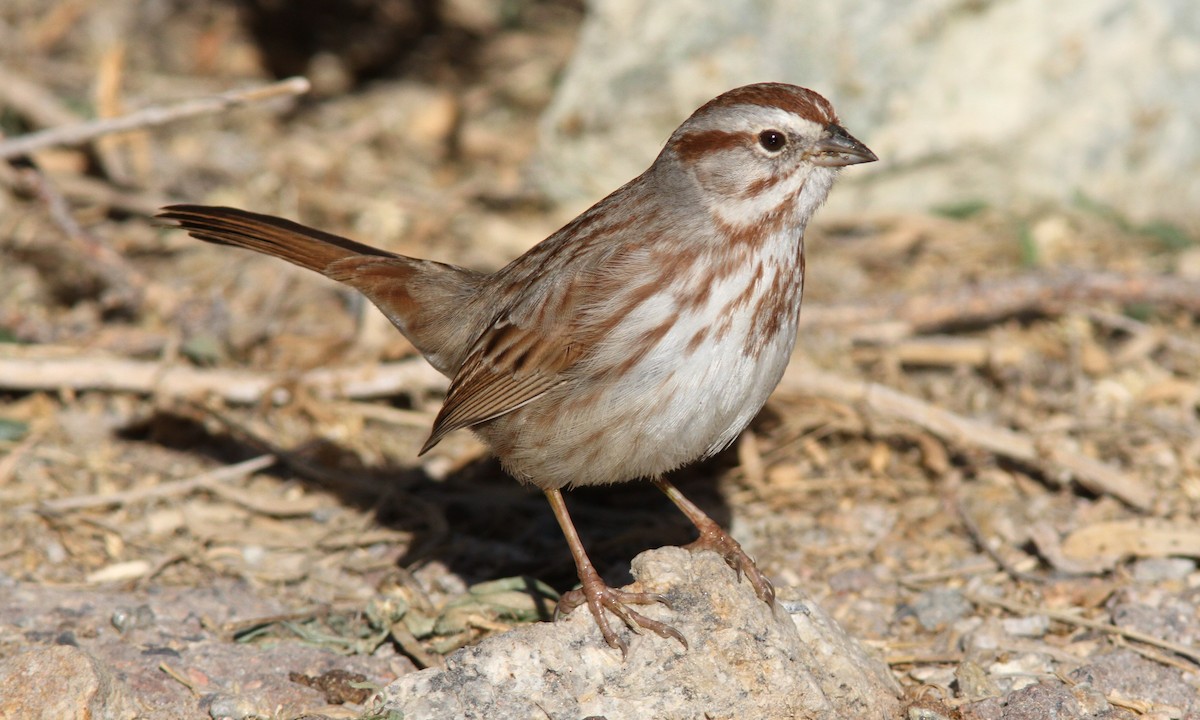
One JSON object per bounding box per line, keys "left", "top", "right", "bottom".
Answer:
{"left": 1, "top": 1, "right": 1199, "bottom": 719}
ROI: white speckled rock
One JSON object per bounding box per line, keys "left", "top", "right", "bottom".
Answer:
{"left": 373, "top": 546, "right": 900, "bottom": 720}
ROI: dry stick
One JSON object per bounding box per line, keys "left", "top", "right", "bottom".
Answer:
{"left": 0, "top": 352, "right": 448, "bottom": 404}
{"left": 777, "top": 364, "right": 1153, "bottom": 510}
{"left": 6, "top": 163, "right": 147, "bottom": 311}
{"left": 0, "top": 64, "right": 82, "bottom": 130}
{"left": 953, "top": 493, "right": 1044, "bottom": 584}
{"left": 1087, "top": 308, "right": 1200, "bottom": 357}
{"left": 964, "top": 591, "right": 1200, "bottom": 668}
{"left": 0, "top": 76, "right": 311, "bottom": 160}
{"left": 1109, "top": 635, "right": 1200, "bottom": 679}
{"left": 159, "top": 662, "right": 201, "bottom": 698}
{"left": 0, "top": 421, "right": 47, "bottom": 485}
{"left": 23, "top": 453, "right": 277, "bottom": 514}
{"left": 52, "top": 171, "right": 177, "bottom": 218}
{"left": 801, "top": 270, "right": 1200, "bottom": 335}
{"left": 175, "top": 399, "right": 395, "bottom": 497}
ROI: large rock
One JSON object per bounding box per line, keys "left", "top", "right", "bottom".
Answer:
{"left": 0, "top": 645, "right": 135, "bottom": 720}
{"left": 374, "top": 546, "right": 900, "bottom": 719}
{"left": 536, "top": 0, "right": 1200, "bottom": 230}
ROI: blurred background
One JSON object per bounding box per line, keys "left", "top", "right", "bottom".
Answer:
{"left": 1, "top": 1, "right": 1198, "bottom": 717}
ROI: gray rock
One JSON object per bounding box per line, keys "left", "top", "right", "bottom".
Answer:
{"left": 536, "top": 0, "right": 1200, "bottom": 230}
{"left": 962, "top": 679, "right": 1128, "bottom": 720}
{"left": 0, "top": 581, "right": 402, "bottom": 720}
{"left": 1129, "top": 557, "right": 1196, "bottom": 583}
{"left": 912, "top": 588, "right": 972, "bottom": 631}
{"left": 374, "top": 546, "right": 900, "bottom": 720}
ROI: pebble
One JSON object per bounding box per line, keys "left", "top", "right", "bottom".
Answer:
{"left": 1131, "top": 557, "right": 1196, "bottom": 583}
{"left": 911, "top": 588, "right": 972, "bottom": 631}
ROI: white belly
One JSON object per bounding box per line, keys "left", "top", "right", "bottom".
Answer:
{"left": 491, "top": 245, "right": 805, "bottom": 488}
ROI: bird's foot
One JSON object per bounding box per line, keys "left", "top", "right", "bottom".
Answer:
{"left": 684, "top": 525, "right": 776, "bottom": 607}
{"left": 556, "top": 569, "right": 687, "bottom": 657}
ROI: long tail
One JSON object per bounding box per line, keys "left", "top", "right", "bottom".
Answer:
{"left": 158, "top": 204, "right": 399, "bottom": 270}
{"left": 158, "top": 204, "right": 486, "bottom": 375}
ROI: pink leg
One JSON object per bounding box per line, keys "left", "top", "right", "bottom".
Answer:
{"left": 545, "top": 488, "right": 687, "bottom": 655}
{"left": 653, "top": 477, "right": 776, "bottom": 606}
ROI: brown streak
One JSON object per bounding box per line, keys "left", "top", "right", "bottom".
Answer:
{"left": 611, "top": 316, "right": 676, "bottom": 378}
{"left": 689, "top": 83, "right": 838, "bottom": 126}
{"left": 744, "top": 172, "right": 784, "bottom": 198}
{"left": 673, "top": 130, "right": 748, "bottom": 165}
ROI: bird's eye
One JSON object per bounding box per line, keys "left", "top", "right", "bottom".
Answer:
{"left": 758, "top": 130, "right": 787, "bottom": 152}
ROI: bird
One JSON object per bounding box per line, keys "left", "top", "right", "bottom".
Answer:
{"left": 159, "top": 82, "right": 876, "bottom": 654}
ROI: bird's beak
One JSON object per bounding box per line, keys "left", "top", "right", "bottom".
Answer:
{"left": 813, "top": 124, "right": 877, "bottom": 167}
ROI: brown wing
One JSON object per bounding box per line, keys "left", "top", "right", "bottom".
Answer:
{"left": 416, "top": 172, "right": 670, "bottom": 453}
{"left": 419, "top": 316, "right": 578, "bottom": 453}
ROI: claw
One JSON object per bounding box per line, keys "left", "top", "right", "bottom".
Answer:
{"left": 544, "top": 488, "right": 689, "bottom": 655}
{"left": 654, "top": 477, "right": 777, "bottom": 607}
{"left": 557, "top": 583, "right": 687, "bottom": 656}
{"left": 684, "top": 532, "right": 776, "bottom": 607}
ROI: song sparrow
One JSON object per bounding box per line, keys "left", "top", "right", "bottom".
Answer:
{"left": 160, "top": 82, "right": 875, "bottom": 654}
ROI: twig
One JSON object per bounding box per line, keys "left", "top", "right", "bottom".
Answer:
{"left": 176, "top": 400, "right": 398, "bottom": 497}
{"left": 22, "top": 454, "right": 276, "bottom": 514}
{"left": 159, "top": 662, "right": 201, "bottom": 698}
{"left": 0, "top": 76, "right": 310, "bottom": 160}
{"left": 884, "top": 652, "right": 964, "bottom": 666}
{"left": 801, "top": 270, "right": 1200, "bottom": 336}
{"left": 777, "top": 364, "right": 1153, "bottom": 510}
{"left": 220, "top": 608, "right": 329, "bottom": 642}
{"left": 851, "top": 336, "right": 1027, "bottom": 368}
{"left": 964, "top": 591, "right": 1200, "bottom": 667}
{"left": 0, "top": 348, "right": 447, "bottom": 404}
{"left": 1109, "top": 634, "right": 1200, "bottom": 678}
{"left": 5, "top": 162, "right": 146, "bottom": 312}
{"left": 334, "top": 400, "right": 437, "bottom": 429}
{"left": 389, "top": 620, "right": 446, "bottom": 670}
{"left": 0, "top": 64, "right": 81, "bottom": 129}
{"left": 50, "top": 170, "right": 178, "bottom": 218}
{"left": 1087, "top": 308, "right": 1200, "bottom": 358}
{"left": 954, "top": 493, "right": 1043, "bottom": 584}
{"left": 0, "top": 420, "right": 48, "bottom": 485}
{"left": 897, "top": 560, "right": 998, "bottom": 585}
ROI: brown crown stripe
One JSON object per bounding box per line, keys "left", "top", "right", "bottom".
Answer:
{"left": 693, "top": 83, "right": 838, "bottom": 126}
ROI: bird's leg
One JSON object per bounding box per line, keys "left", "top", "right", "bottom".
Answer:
{"left": 544, "top": 488, "right": 687, "bottom": 655}
{"left": 652, "top": 477, "right": 776, "bottom": 607}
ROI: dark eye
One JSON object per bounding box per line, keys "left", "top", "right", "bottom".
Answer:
{"left": 758, "top": 130, "right": 786, "bottom": 152}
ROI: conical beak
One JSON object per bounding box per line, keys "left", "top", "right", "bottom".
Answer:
{"left": 813, "top": 124, "right": 877, "bottom": 167}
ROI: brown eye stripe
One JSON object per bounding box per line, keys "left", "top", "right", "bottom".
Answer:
{"left": 672, "top": 129, "right": 748, "bottom": 164}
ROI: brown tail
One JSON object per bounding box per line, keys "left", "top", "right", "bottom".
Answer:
{"left": 158, "top": 204, "right": 488, "bottom": 376}
{"left": 158, "top": 204, "right": 398, "bottom": 271}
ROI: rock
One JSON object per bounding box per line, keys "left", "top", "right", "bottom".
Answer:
{"left": 1071, "top": 650, "right": 1200, "bottom": 716}
{"left": 536, "top": 0, "right": 1200, "bottom": 231}
{"left": 962, "top": 649, "right": 1200, "bottom": 720}
{"left": 0, "top": 645, "right": 135, "bottom": 720}
{"left": 373, "top": 546, "right": 900, "bottom": 720}
{"left": 961, "top": 679, "right": 1126, "bottom": 720}
{"left": 0, "top": 581, "right": 404, "bottom": 720}
{"left": 911, "top": 588, "right": 973, "bottom": 631}
{"left": 1000, "top": 614, "right": 1050, "bottom": 639}
{"left": 1129, "top": 557, "right": 1196, "bottom": 584}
